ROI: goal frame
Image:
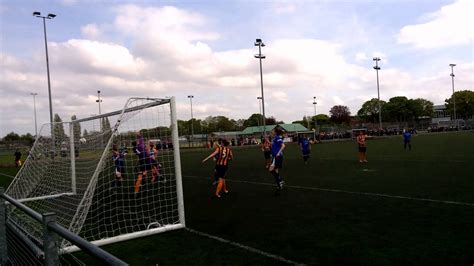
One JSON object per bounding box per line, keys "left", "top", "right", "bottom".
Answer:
{"left": 7, "top": 97, "right": 185, "bottom": 253}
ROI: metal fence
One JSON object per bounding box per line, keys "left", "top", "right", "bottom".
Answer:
{"left": 0, "top": 187, "right": 127, "bottom": 266}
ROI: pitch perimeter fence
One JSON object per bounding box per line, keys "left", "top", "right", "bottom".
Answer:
{"left": 0, "top": 187, "right": 127, "bottom": 266}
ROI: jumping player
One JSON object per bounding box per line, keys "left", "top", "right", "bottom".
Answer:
{"left": 134, "top": 131, "right": 149, "bottom": 193}
{"left": 269, "top": 128, "right": 285, "bottom": 192}
{"left": 202, "top": 139, "right": 233, "bottom": 198}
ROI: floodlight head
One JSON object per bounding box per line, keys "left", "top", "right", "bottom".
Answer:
{"left": 254, "top": 38, "right": 265, "bottom": 46}
{"left": 188, "top": 95, "right": 194, "bottom": 98}
{"left": 373, "top": 57, "right": 380, "bottom": 61}
{"left": 33, "top": 11, "right": 41, "bottom": 16}
{"left": 449, "top": 63, "right": 456, "bottom": 67}
{"left": 373, "top": 66, "right": 381, "bottom": 70}
{"left": 257, "top": 96, "right": 262, "bottom": 100}
{"left": 97, "top": 90, "right": 101, "bottom": 93}
{"left": 47, "top": 13, "right": 56, "bottom": 18}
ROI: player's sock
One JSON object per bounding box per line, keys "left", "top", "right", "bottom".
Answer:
{"left": 223, "top": 179, "right": 228, "bottom": 193}
{"left": 134, "top": 175, "right": 143, "bottom": 193}
{"left": 215, "top": 179, "right": 223, "bottom": 196}
{"left": 271, "top": 170, "right": 282, "bottom": 186}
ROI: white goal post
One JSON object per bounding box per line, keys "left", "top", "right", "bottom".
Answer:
{"left": 5, "top": 97, "right": 185, "bottom": 252}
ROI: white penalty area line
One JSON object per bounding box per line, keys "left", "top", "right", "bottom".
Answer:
{"left": 185, "top": 227, "right": 306, "bottom": 266}
{"left": 184, "top": 175, "right": 474, "bottom": 208}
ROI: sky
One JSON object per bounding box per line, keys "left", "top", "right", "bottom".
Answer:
{"left": 0, "top": 0, "right": 473, "bottom": 136}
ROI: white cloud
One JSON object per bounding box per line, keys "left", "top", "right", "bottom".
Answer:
{"left": 81, "top": 24, "right": 102, "bottom": 40}
{"left": 58, "top": 0, "right": 78, "bottom": 6}
{"left": 355, "top": 52, "right": 368, "bottom": 62}
{"left": 274, "top": 4, "right": 297, "bottom": 14}
{"left": 332, "top": 96, "right": 345, "bottom": 105}
{"left": 2, "top": 3, "right": 474, "bottom": 136}
{"left": 397, "top": 0, "right": 474, "bottom": 49}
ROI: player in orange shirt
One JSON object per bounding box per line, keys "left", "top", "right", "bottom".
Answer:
{"left": 203, "top": 139, "right": 233, "bottom": 198}
{"left": 356, "top": 131, "right": 368, "bottom": 163}
{"left": 261, "top": 136, "right": 272, "bottom": 168}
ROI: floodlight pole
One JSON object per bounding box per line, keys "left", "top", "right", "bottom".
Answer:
{"left": 96, "top": 90, "right": 102, "bottom": 115}
{"left": 188, "top": 95, "right": 194, "bottom": 141}
{"left": 313, "top": 96, "right": 317, "bottom": 129}
{"left": 255, "top": 39, "right": 266, "bottom": 136}
{"left": 373, "top": 57, "right": 382, "bottom": 130}
{"left": 33, "top": 11, "right": 56, "bottom": 147}
{"left": 257, "top": 96, "right": 262, "bottom": 130}
{"left": 449, "top": 64, "right": 457, "bottom": 128}
{"left": 31, "top": 93, "right": 38, "bottom": 137}
{"left": 96, "top": 90, "right": 102, "bottom": 132}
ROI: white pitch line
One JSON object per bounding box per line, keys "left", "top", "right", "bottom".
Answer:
{"left": 184, "top": 175, "right": 474, "bottom": 207}
{"left": 185, "top": 227, "right": 305, "bottom": 266}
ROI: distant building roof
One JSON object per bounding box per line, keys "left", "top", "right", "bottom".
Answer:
{"left": 241, "top": 124, "right": 309, "bottom": 135}
{"left": 241, "top": 125, "right": 276, "bottom": 135}
{"left": 434, "top": 104, "right": 446, "bottom": 110}
{"left": 212, "top": 131, "right": 242, "bottom": 136}
{"left": 278, "top": 123, "right": 309, "bottom": 132}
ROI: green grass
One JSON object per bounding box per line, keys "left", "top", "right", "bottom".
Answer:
{"left": 1, "top": 131, "right": 474, "bottom": 265}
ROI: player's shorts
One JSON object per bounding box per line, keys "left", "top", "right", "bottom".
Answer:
{"left": 215, "top": 165, "right": 228, "bottom": 178}
{"left": 115, "top": 166, "right": 125, "bottom": 173}
{"left": 272, "top": 156, "right": 283, "bottom": 169}
{"left": 302, "top": 149, "right": 311, "bottom": 156}
{"left": 138, "top": 158, "right": 152, "bottom": 172}
{"left": 358, "top": 146, "right": 367, "bottom": 153}
{"left": 263, "top": 151, "right": 271, "bottom": 159}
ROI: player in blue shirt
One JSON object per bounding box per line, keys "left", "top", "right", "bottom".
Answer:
{"left": 299, "top": 135, "right": 311, "bottom": 164}
{"left": 403, "top": 129, "right": 412, "bottom": 151}
{"left": 269, "top": 128, "right": 286, "bottom": 192}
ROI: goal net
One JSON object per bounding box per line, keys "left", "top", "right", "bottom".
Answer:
{"left": 5, "top": 97, "right": 185, "bottom": 252}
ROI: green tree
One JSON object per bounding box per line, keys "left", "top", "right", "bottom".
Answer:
{"left": 3, "top": 132, "right": 20, "bottom": 141}
{"left": 101, "top": 117, "right": 111, "bottom": 132}
{"left": 409, "top": 98, "right": 434, "bottom": 120}
{"left": 20, "top": 133, "right": 35, "bottom": 145}
{"left": 83, "top": 129, "right": 89, "bottom": 137}
{"left": 312, "top": 114, "right": 330, "bottom": 125}
{"left": 383, "top": 96, "right": 411, "bottom": 122}
{"left": 53, "top": 113, "right": 66, "bottom": 141}
{"left": 357, "top": 98, "right": 386, "bottom": 123}
{"left": 244, "top": 113, "right": 264, "bottom": 127}
{"left": 445, "top": 90, "right": 474, "bottom": 119}
{"left": 71, "top": 115, "right": 81, "bottom": 141}
{"left": 330, "top": 105, "right": 351, "bottom": 124}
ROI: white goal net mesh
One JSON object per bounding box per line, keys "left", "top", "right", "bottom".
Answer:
{"left": 5, "top": 97, "right": 185, "bottom": 250}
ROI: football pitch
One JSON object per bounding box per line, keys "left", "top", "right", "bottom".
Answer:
{"left": 2, "top": 131, "right": 474, "bottom": 265}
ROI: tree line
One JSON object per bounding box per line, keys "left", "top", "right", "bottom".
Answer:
{"left": 2, "top": 90, "right": 473, "bottom": 139}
